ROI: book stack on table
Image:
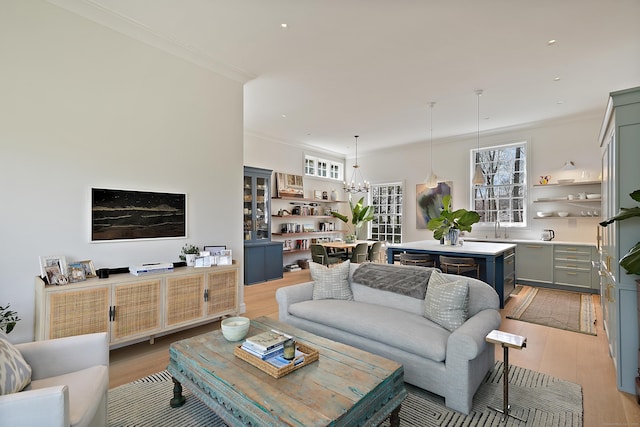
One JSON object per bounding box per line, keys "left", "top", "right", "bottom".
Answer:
{"left": 240, "top": 330, "right": 304, "bottom": 368}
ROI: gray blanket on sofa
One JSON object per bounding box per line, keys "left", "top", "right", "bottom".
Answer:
{"left": 352, "top": 263, "right": 437, "bottom": 299}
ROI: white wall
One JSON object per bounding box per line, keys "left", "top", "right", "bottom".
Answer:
{"left": 360, "top": 114, "right": 604, "bottom": 244}
{"left": 0, "top": 1, "right": 244, "bottom": 343}
{"left": 246, "top": 115, "right": 604, "bottom": 248}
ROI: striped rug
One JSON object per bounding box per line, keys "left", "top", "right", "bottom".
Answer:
{"left": 507, "top": 286, "right": 597, "bottom": 335}
{"left": 108, "top": 361, "right": 582, "bottom": 426}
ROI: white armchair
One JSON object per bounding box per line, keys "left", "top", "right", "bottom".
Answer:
{"left": 0, "top": 332, "right": 109, "bottom": 427}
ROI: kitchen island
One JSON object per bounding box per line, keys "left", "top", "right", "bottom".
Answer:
{"left": 387, "top": 240, "right": 516, "bottom": 307}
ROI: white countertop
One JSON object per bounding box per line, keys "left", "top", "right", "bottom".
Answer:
{"left": 463, "top": 237, "right": 596, "bottom": 247}
{"left": 389, "top": 239, "right": 516, "bottom": 255}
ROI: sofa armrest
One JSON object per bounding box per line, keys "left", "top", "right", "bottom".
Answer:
{"left": 447, "top": 309, "right": 501, "bottom": 360}
{"left": 0, "top": 385, "right": 70, "bottom": 427}
{"left": 275, "top": 281, "right": 314, "bottom": 321}
{"left": 16, "top": 332, "right": 108, "bottom": 380}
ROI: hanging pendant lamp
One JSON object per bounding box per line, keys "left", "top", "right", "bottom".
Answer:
{"left": 425, "top": 102, "right": 439, "bottom": 188}
{"left": 343, "top": 135, "right": 370, "bottom": 194}
{"left": 472, "top": 89, "right": 486, "bottom": 185}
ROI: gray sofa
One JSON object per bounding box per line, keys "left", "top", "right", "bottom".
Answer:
{"left": 275, "top": 263, "right": 501, "bottom": 414}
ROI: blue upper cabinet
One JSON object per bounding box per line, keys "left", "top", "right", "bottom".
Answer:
{"left": 244, "top": 166, "right": 272, "bottom": 244}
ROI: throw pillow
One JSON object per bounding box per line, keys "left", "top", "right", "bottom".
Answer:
{"left": 423, "top": 270, "right": 469, "bottom": 331}
{"left": 310, "top": 260, "right": 354, "bottom": 300}
{"left": 0, "top": 333, "right": 32, "bottom": 395}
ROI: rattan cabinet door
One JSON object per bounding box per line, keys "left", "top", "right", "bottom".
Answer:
{"left": 47, "top": 285, "right": 110, "bottom": 339}
{"left": 206, "top": 269, "right": 238, "bottom": 317}
{"left": 111, "top": 279, "right": 162, "bottom": 343}
{"left": 165, "top": 273, "right": 206, "bottom": 327}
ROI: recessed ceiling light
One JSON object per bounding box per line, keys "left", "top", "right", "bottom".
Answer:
{"left": 281, "top": 114, "right": 287, "bottom": 118}
{"left": 554, "top": 77, "right": 561, "bottom": 81}
{"left": 281, "top": 23, "right": 288, "bottom": 29}
{"left": 547, "top": 39, "right": 557, "bottom": 46}
{"left": 557, "top": 100, "right": 564, "bottom": 104}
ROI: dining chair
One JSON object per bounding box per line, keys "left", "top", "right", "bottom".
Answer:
{"left": 350, "top": 243, "right": 370, "bottom": 263}
{"left": 310, "top": 244, "right": 341, "bottom": 266}
{"left": 438, "top": 255, "right": 480, "bottom": 278}
{"left": 367, "top": 241, "right": 384, "bottom": 263}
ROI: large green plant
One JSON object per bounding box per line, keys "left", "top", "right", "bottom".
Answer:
{"left": 599, "top": 189, "right": 640, "bottom": 275}
{"left": 331, "top": 196, "right": 374, "bottom": 238}
{"left": 427, "top": 195, "right": 481, "bottom": 240}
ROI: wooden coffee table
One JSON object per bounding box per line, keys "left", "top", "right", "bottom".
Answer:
{"left": 168, "top": 316, "right": 407, "bottom": 426}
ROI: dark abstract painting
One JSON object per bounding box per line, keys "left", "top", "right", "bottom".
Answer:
{"left": 91, "top": 188, "right": 186, "bottom": 241}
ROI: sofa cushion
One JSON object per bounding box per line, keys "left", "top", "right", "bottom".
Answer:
{"left": 424, "top": 270, "right": 469, "bottom": 332}
{"left": 288, "top": 299, "right": 449, "bottom": 361}
{"left": 28, "top": 364, "right": 108, "bottom": 427}
{"left": 0, "top": 333, "right": 32, "bottom": 395}
{"left": 310, "top": 260, "right": 353, "bottom": 300}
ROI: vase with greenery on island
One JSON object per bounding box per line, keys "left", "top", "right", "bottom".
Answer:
{"left": 427, "top": 195, "right": 481, "bottom": 245}
{"left": 0, "top": 303, "right": 20, "bottom": 334}
{"left": 180, "top": 243, "right": 200, "bottom": 267}
{"left": 599, "top": 188, "right": 640, "bottom": 275}
{"left": 331, "top": 196, "right": 374, "bottom": 242}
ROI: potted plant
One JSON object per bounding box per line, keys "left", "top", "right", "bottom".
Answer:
{"left": 180, "top": 243, "right": 200, "bottom": 267}
{"left": 599, "top": 188, "right": 640, "bottom": 275}
{"left": 427, "top": 195, "right": 480, "bottom": 245}
{"left": 0, "top": 303, "right": 20, "bottom": 334}
{"left": 331, "top": 196, "right": 374, "bottom": 242}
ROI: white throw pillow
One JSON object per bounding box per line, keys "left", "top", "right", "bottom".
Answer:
{"left": 310, "top": 260, "right": 354, "bottom": 300}
{"left": 424, "top": 270, "right": 469, "bottom": 331}
{"left": 0, "top": 332, "right": 32, "bottom": 395}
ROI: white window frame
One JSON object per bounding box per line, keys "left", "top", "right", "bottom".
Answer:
{"left": 304, "top": 155, "right": 343, "bottom": 182}
{"left": 370, "top": 182, "right": 403, "bottom": 244}
{"left": 470, "top": 141, "right": 527, "bottom": 227}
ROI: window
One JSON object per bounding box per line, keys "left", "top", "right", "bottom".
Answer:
{"left": 471, "top": 142, "right": 527, "bottom": 226}
{"left": 370, "top": 183, "right": 403, "bottom": 243}
{"left": 304, "top": 155, "right": 343, "bottom": 181}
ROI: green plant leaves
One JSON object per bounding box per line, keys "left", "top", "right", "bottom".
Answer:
{"left": 427, "top": 194, "right": 480, "bottom": 240}
{"left": 620, "top": 242, "right": 640, "bottom": 275}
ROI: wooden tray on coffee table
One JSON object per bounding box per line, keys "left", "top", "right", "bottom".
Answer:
{"left": 234, "top": 342, "right": 319, "bottom": 378}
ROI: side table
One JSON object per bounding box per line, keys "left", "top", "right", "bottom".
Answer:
{"left": 485, "top": 329, "right": 527, "bottom": 422}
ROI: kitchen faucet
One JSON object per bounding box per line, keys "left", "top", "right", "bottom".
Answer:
{"left": 494, "top": 219, "right": 500, "bottom": 238}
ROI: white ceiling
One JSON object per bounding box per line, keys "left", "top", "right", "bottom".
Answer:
{"left": 50, "top": 0, "right": 640, "bottom": 155}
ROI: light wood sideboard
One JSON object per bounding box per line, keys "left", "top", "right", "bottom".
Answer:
{"left": 35, "top": 264, "right": 239, "bottom": 348}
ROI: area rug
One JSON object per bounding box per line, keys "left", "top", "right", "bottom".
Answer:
{"left": 507, "top": 286, "right": 596, "bottom": 335}
{"left": 108, "top": 361, "right": 583, "bottom": 426}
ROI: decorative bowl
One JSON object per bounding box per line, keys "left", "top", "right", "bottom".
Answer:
{"left": 586, "top": 193, "right": 601, "bottom": 199}
{"left": 536, "top": 211, "right": 553, "bottom": 217}
{"left": 221, "top": 316, "right": 250, "bottom": 341}
{"left": 557, "top": 211, "right": 569, "bottom": 217}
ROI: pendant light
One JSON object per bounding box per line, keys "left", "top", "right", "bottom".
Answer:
{"left": 343, "top": 135, "right": 370, "bottom": 194}
{"left": 472, "top": 89, "right": 486, "bottom": 185}
{"left": 425, "top": 102, "right": 439, "bottom": 188}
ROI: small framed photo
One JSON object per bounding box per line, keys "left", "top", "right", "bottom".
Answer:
{"left": 78, "top": 260, "right": 96, "bottom": 278}
{"left": 44, "top": 265, "right": 68, "bottom": 285}
{"left": 314, "top": 190, "right": 323, "bottom": 200}
{"left": 218, "top": 249, "right": 232, "bottom": 265}
{"left": 68, "top": 263, "right": 87, "bottom": 283}
{"left": 40, "top": 255, "right": 67, "bottom": 277}
{"left": 203, "top": 245, "right": 226, "bottom": 256}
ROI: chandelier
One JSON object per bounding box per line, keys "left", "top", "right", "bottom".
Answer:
{"left": 425, "top": 102, "right": 439, "bottom": 188}
{"left": 343, "top": 135, "right": 370, "bottom": 194}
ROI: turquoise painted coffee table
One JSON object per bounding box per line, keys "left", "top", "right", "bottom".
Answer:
{"left": 168, "top": 316, "right": 406, "bottom": 426}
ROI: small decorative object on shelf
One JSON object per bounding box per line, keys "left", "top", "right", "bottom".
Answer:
{"left": 180, "top": 243, "right": 200, "bottom": 266}
{"left": 539, "top": 175, "right": 550, "bottom": 185}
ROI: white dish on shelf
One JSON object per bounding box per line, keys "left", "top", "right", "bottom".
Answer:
{"left": 557, "top": 211, "right": 569, "bottom": 217}
{"left": 586, "top": 194, "right": 601, "bottom": 199}
{"left": 557, "top": 179, "right": 575, "bottom": 184}
{"left": 536, "top": 211, "right": 553, "bottom": 217}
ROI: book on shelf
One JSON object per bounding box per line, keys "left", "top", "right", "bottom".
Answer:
{"left": 240, "top": 343, "right": 284, "bottom": 360}
{"left": 265, "top": 349, "right": 306, "bottom": 369}
{"left": 244, "top": 329, "right": 292, "bottom": 353}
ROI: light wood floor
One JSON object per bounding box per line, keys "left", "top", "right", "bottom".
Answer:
{"left": 109, "top": 270, "right": 640, "bottom": 427}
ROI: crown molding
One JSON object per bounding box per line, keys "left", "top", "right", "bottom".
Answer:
{"left": 47, "top": 0, "right": 255, "bottom": 84}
